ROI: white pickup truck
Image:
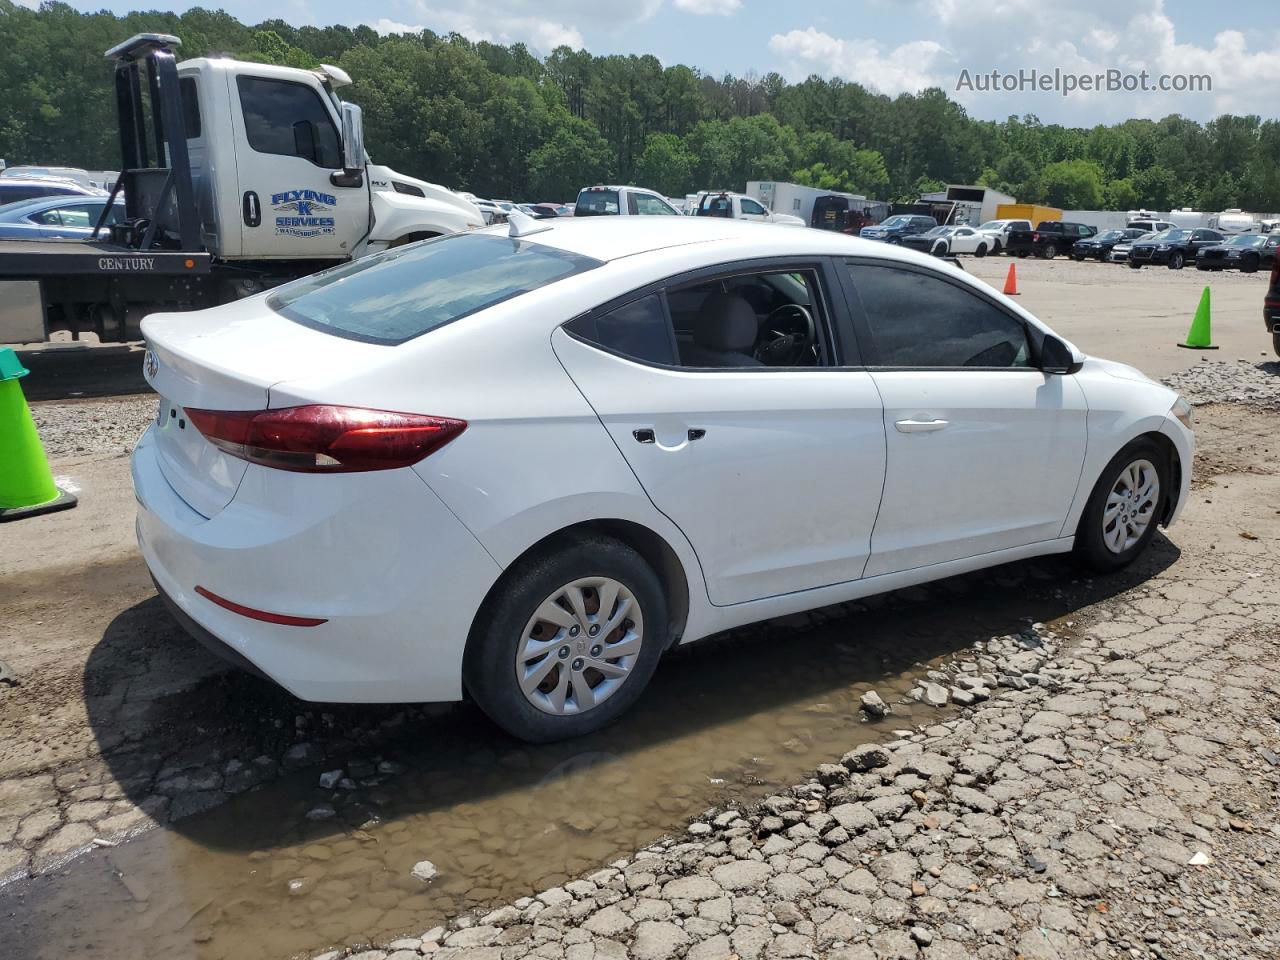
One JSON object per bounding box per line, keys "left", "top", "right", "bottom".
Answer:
{"left": 691, "top": 191, "right": 805, "bottom": 226}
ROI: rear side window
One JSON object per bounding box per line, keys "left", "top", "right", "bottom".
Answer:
{"left": 180, "top": 77, "right": 201, "bottom": 139}
{"left": 846, "top": 262, "right": 1031, "bottom": 368}
{"left": 576, "top": 190, "right": 620, "bottom": 216}
{"left": 237, "top": 76, "right": 341, "bottom": 169}
{"left": 270, "top": 233, "right": 602, "bottom": 344}
{"left": 565, "top": 294, "right": 676, "bottom": 365}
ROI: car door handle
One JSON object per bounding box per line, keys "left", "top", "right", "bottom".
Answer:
{"left": 895, "top": 418, "right": 949, "bottom": 433}
{"left": 633, "top": 428, "right": 656, "bottom": 444}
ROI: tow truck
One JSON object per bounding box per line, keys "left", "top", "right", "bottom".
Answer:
{"left": 0, "top": 34, "right": 483, "bottom": 345}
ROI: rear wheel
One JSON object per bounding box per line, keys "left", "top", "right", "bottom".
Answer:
{"left": 1043, "top": 244, "right": 1058, "bottom": 259}
{"left": 1168, "top": 251, "right": 1185, "bottom": 270}
{"left": 975, "top": 243, "right": 988, "bottom": 258}
{"left": 1074, "top": 438, "right": 1169, "bottom": 573}
{"left": 464, "top": 537, "right": 667, "bottom": 742}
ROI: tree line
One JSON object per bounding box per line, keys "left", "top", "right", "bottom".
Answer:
{"left": 3, "top": 1, "right": 1279, "bottom": 211}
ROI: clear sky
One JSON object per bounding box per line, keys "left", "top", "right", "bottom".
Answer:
{"left": 28, "top": 0, "right": 1280, "bottom": 125}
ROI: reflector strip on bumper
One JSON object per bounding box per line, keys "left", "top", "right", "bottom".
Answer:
{"left": 194, "top": 585, "right": 328, "bottom": 627}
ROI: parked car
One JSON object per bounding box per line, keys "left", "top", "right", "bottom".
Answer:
{"left": 133, "top": 217, "right": 1193, "bottom": 742}
{"left": 1195, "top": 234, "right": 1280, "bottom": 274}
{"left": 1004, "top": 221, "right": 1098, "bottom": 259}
{"left": 1108, "top": 232, "right": 1154, "bottom": 263}
{"left": 901, "top": 225, "right": 991, "bottom": 257}
{"left": 692, "top": 191, "right": 805, "bottom": 226}
{"left": 1128, "top": 228, "right": 1225, "bottom": 270}
{"left": 859, "top": 214, "right": 937, "bottom": 244}
{"left": 973, "top": 219, "right": 1031, "bottom": 255}
{"left": 527, "top": 203, "right": 563, "bottom": 219}
{"left": 0, "top": 177, "right": 105, "bottom": 205}
{"left": 1267, "top": 252, "right": 1280, "bottom": 357}
{"left": 575, "top": 185, "right": 681, "bottom": 217}
{"left": 1071, "top": 228, "right": 1148, "bottom": 262}
{"left": 1127, "top": 218, "right": 1175, "bottom": 235}
{"left": 0, "top": 195, "right": 126, "bottom": 239}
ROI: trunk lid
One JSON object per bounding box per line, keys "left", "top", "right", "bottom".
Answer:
{"left": 141, "top": 295, "right": 392, "bottom": 517}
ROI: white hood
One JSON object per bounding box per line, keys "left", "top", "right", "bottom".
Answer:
{"left": 366, "top": 164, "right": 484, "bottom": 227}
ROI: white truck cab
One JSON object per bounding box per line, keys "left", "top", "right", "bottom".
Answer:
{"left": 177, "top": 56, "right": 482, "bottom": 262}
{"left": 574, "top": 185, "right": 681, "bottom": 217}
{"left": 692, "top": 191, "right": 805, "bottom": 226}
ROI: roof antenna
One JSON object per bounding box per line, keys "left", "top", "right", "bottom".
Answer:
{"left": 508, "top": 210, "right": 553, "bottom": 239}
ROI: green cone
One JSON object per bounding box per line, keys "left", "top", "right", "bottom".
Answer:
{"left": 0, "top": 347, "right": 77, "bottom": 521}
{"left": 1178, "top": 286, "right": 1218, "bottom": 349}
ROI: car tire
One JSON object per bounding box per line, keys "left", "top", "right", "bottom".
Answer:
{"left": 1273, "top": 332, "right": 1280, "bottom": 359}
{"left": 1043, "top": 244, "right": 1058, "bottom": 259}
{"left": 1016, "top": 250, "right": 1028, "bottom": 259}
{"left": 975, "top": 243, "right": 988, "bottom": 258}
{"left": 1128, "top": 261, "right": 1142, "bottom": 270}
{"left": 463, "top": 536, "right": 668, "bottom": 743}
{"left": 1168, "top": 252, "right": 1184, "bottom": 270}
{"left": 1242, "top": 254, "right": 1260, "bottom": 274}
{"left": 993, "top": 240, "right": 1003, "bottom": 255}
{"left": 1074, "top": 438, "right": 1169, "bottom": 574}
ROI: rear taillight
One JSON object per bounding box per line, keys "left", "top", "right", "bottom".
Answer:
{"left": 185, "top": 405, "right": 466, "bottom": 473}
{"left": 1032, "top": 232, "right": 1040, "bottom": 242}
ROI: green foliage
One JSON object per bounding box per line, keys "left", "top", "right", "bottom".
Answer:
{"left": 0, "top": 4, "right": 1277, "bottom": 211}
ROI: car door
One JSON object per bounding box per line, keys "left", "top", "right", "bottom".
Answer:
{"left": 228, "top": 71, "right": 366, "bottom": 259}
{"left": 840, "top": 259, "right": 1088, "bottom": 577}
{"left": 952, "top": 227, "right": 978, "bottom": 253}
{"left": 552, "top": 259, "right": 888, "bottom": 606}
{"left": 738, "top": 197, "right": 769, "bottom": 223}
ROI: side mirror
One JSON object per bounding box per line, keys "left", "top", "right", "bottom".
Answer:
{"left": 331, "top": 102, "right": 365, "bottom": 188}
{"left": 1040, "top": 334, "right": 1081, "bottom": 375}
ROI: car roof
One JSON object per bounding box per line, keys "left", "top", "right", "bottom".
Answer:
{"left": 486, "top": 215, "right": 938, "bottom": 264}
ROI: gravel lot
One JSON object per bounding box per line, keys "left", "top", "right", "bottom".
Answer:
{"left": 29, "top": 395, "right": 156, "bottom": 459}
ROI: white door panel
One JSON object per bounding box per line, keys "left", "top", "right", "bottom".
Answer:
{"left": 866, "top": 371, "right": 1088, "bottom": 577}
{"left": 552, "top": 329, "right": 887, "bottom": 606}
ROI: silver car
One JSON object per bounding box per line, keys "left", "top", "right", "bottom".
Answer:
{"left": 0, "top": 195, "right": 125, "bottom": 240}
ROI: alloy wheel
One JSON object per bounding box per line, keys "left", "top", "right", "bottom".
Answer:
{"left": 1102, "top": 458, "right": 1160, "bottom": 554}
{"left": 515, "top": 577, "right": 644, "bottom": 716}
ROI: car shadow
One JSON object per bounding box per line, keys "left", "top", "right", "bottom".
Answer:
{"left": 81, "top": 532, "right": 1180, "bottom": 854}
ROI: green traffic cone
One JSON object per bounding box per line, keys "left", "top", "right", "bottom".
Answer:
{"left": 0, "top": 347, "right": 77, "bottom": 522}
{"left": 1177, "top": 286, "right": 1218, "bottom": 349}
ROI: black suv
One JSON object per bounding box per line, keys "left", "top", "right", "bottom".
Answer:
{"left": 1128, "top": 228, "right": 1224, "bottom": 269}
{"left": 1004, "top": 221, "right": 1097, "bottom": 259}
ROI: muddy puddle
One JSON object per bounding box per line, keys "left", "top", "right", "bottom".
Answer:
{"left": 0, "top": 561, "right": 1090, "bottom": 960}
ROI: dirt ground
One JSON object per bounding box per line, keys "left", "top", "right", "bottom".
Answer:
{"left": 1, "top": 256, "right": 1279, "bottom": 959}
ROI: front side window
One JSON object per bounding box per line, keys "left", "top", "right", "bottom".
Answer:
{"left": 846, "top": 262, "right": 1031, "bottom": 368}
{"left": 237, "top": 76, "right": 341, "bottom": 168}
{"left": 740, "top": 197, "right": 766, "bottom": 216}
{"left": 179, "top": 76, "right": 202, "bottom": 139}
{"left": 270, "top": 233, "right": 601, "bottom": 344}
{"left": 631, "top": 193, "right": 678, "bottom": 215}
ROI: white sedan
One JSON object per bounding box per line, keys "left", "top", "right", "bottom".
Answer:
{"left": 902, "top": 225, "right": 992, "bottom": 257}
{"left": 133, "top": 216, "right": 1193, "bottom": 742}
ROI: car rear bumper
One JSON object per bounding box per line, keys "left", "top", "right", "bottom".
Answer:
{"left": 131, "top": 425, "right": 503, "bottom": 703}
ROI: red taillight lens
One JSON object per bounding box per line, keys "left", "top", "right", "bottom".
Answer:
{"left": 1032, "top": 232, "right": 1040, "bottom": 242}
{"left": 185, "top": 405, "right": 466, "bottom": 473}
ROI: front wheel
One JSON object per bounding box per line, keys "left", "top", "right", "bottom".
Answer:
{"left": 1241, "top": 254, "right": 1260, "bottom": 274}
{"left": 1129, "top": 260, "right": 1142, "bottom": 270}
{"left": 1168, "top": 252, "right": 1185, "bottom": 270}
{"left": 1074, "top": 439, "right": 1169, "bottom": 573}
{"left": 931, "top": 242, "right": 948, "bottom": 257}
{"left": 464, "top": 537, "right": 667, "bottom": 742}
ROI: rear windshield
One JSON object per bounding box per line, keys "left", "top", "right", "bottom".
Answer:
{"left": 269, "top": 233, "right": 602, "bottom": 345}
{"left": 575, "top": 190, "right": 620, "bottom": 216}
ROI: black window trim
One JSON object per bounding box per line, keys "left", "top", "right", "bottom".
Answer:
{"left": 561, "top": 256, "right": 862, "bottom": 372}
{"left": 839, "top": 256, "right": 1054, "bottom": 372}
{"left": 236, "top": 74, "right": 342, "bottom": 170}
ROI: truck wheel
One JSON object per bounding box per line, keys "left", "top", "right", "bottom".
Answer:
{"left": 1241, "top": 254, "right": 1260, "bottom": 274}
{"left": 975, "top": 244, "right": 988, "bottom": 258}
{"left": 1016, "top": 250, "right": 1028, "bottom": 259}
{"left": 1168, "top": 252, "right": 1185, "bottom": 270}
{"left": 463, "top": 536, "right": 667, "bottom": 743}
{"left": 1043, "top": 244, "right": 1058, "bottom": 260}
{"left": 1074, "top": 438, "right": 1169, "bottom": 573}
{"left": 1273, "top": 332, "right": 1280, "bottom": 359}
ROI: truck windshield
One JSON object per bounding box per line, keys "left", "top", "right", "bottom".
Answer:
{"left": 269, "top": 233, "right": 602, "bottom": 345}
{"left": 880, "top": 216, "right": 910, "bottom": 227}
{"left": 575, "top": 190, "right": 620, "bottom": 216}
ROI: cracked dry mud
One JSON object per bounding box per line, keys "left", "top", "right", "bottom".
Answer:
{"left": 312, "top": 404, "right": 1280, "bottom": 960}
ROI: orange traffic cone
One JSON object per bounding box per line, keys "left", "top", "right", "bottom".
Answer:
{"left": 1003, "top": 263, "right": 1019, "bottom": 296}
